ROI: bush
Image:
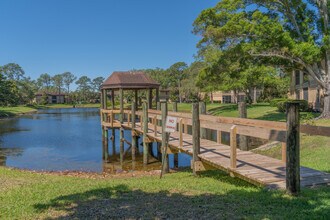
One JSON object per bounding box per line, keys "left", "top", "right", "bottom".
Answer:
{"left": 270, "top": 98, "right": 288, "bottom": 107}
{"left": 276, "top": 99, "right": 309, "bottom": 112}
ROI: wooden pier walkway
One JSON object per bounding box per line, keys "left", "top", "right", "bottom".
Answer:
{"left": 101, "top": 104, "right": 330, "bottom": 192}
{"left": 123, "top": 122, "right": 330, "bottom": 189}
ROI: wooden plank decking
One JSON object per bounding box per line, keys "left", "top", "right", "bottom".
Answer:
{"left": 121, "top": 122, "right": 330, "bottom": 189}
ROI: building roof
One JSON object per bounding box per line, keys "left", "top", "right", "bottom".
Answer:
{"left": 101, "top": 71, "right": 160, "bottom": 90}
{"left": 35, "top": 93, "right": 66, "bottom": 96}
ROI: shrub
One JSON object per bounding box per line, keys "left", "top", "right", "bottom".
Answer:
{"left": 270, "top": 98, "right": 288, "bottom": 107}
{"left": 276, "top": 99, "right": 309, "bottom": 112}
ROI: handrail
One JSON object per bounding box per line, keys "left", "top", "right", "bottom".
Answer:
{"left": 100, "top": 108, "right": 330, "bottom": 138}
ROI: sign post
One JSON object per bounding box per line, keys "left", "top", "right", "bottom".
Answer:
{"left": 160, "top": 116, "right": 177, "bottom": 179}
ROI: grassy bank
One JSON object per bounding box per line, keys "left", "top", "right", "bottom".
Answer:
{"left": 0, "top": 167, "right": 329, "bottom": 219}
{"left": 255, "top": 119, "right": 330, "bottom": 173}
{"left": 208, "top": 103, "right": 320, "bottom": 121}
{"left": 0, "top": 106, "right": 38, "bottom": 118}
{"left": 0, "top": 103, "right": 100, "bottom": 118}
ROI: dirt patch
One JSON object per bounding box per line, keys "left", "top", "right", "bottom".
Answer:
{"left": 21, "top": 168, "right": 166, "bottom": 180}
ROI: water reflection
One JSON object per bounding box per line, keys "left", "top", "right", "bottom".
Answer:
{"left": 0, "top": 108, "right": 191, "bottom": 173}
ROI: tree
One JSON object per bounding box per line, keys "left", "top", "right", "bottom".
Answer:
{"left": 37, "top": 73, "right": 52, "bottom": 92}
{"left": 62, "top": 72, "right": 76, "bottom": 93}
{"left": 181, "top": 62, "right": 206, "bottom": 102}
{"left": 0, "top": 73, "right": 19, "bottom": 106}
{"left": 194, "top": 0, "right": 330, "bottom": 117}
{"left": 0, "top": 63, "right": 25, "bottom": 81}
{"left": 168, "top": 62, "right": 188, "bottom": 103}
{"left": 92, "top": 77, "right": 105, "bottom": 92}
{"left": 75, "top": 76, "right": 92, "bottom": 102}
{"left": 19, "top": 77, "right": 38, "bottom": 104}
{"left": 52, "top": 74, "right": 64, "bottom": 94}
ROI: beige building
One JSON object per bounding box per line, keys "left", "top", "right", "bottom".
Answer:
{"left": 35, "top": 93, "right": 66, "bottom": 104}
{"left": 203, "top": 88, "right": 261, "bottom": 104}
{"left": 289, "top": 70, "right": 323, "bottom": 111}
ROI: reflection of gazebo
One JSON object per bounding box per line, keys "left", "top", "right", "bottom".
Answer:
{"left": 100, "top": 71, "right": 160, "bottom": 110}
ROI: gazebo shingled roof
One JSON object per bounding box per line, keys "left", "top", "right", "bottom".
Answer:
{"left": 101, "top": 71, "right": 160, "bottom": 90}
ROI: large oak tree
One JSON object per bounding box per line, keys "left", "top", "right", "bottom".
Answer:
{"left": 194, "top": 0, "right": 330, "bottom": 117}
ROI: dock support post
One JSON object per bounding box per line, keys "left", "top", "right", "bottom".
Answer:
{"left": 119, "top": 89, "right": 124, "bottom": 164}
{"left": 104, "top": 128, "right": 109, "bottom": 161}
{"left": 111, "top": 128, "right": 116, "bottom": 155}
{"left": 161, "top": 101, "right": 169, "bottom": 173}
{"left": 238, "top": 102, "right": 248, "bottom": 151}
{"left": 192, "top": 103, "right": 200, "bottom": 176}
{"left": 157, "top": 102, "right": 162, "bottom": 161}
{"left": 199, "top": 102, "right": 207, "bottom": 139}
{"left": 101, "top": 127, "right": 105, "bottom": 160}
{"left": 286, "top": 102, "right": 300, "bottom": 195}
{"left": 230, "top": 125, "right": 237, "bottom": 169}
{"left": 143, "top": 101, "right": 149, "bottom": 165}
{"left": 173, "top": 101, "right": 179, "bottom": 168}
{"left": 131, "top": 102, "right": 136, "bottom": 162}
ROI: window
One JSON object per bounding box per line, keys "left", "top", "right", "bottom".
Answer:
{"left": 303, "top": 88, "right": 308, "bottom": 101}
{"left": 295, "top": 70, "right": 300, "bottom": 85}
{"left": 222, "top": 95, "right": 232, "bottom": 103}
{"left": 296, "top": 89, "right": 300, "bottom": 100}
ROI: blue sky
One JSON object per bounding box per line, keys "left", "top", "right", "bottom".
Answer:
{"left": 0, "top": 0, "right": 218, "bottom": 80}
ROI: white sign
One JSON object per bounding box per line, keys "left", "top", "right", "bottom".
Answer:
{"left": 165, "top": 116, "right": 177, "bottom": 133}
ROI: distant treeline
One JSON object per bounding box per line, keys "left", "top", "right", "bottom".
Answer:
{"left": 0, "top": 63, "right": 104, "bottom": 106}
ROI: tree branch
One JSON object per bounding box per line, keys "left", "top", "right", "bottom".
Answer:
{"left": 248, "top": 50, "right": 326, "bottom": 88}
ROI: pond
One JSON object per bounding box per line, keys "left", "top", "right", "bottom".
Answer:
{"left": 0, "top": 108, "right": 191, "bottom": 172}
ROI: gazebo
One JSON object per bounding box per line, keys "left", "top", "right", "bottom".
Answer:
{"left": 100, "top": 71, "right": 160, "bottom": 164}
{"left": 100, "top": 71, "right": 160, "bottom": 110}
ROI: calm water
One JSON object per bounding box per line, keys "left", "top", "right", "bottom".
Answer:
{"left": 0, "top": 108, "right": 190, "bottom": 172}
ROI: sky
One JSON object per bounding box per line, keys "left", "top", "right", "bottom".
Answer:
{"left": 0, "top": 0, "right": 219, "bottom": 81}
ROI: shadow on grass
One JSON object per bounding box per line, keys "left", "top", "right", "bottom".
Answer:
{"left": 34, "top": 171, "right": 330, "bottom": 219}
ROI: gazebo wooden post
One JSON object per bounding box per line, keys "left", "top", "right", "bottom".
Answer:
{"left": 103, "top": 89, "right": 107, "bottom": 110}
{"left": 111, "top": 89, "right": 115, "bottom": 110}
{"left": 147, "top": 88, "right": 152, "bottom": 109}
{"left": 119, "top": 88, "right": 124, "bottom": 164}
{"left": 134, "top": 90, "right": 138, "bottom": 110}
{"left": 156, "top": 88, "right": 159, "bottom": 103}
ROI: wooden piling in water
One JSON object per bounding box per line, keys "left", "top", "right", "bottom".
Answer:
{"left": 173, "top": 102, "right": 179, "bottom": 168}
{"left": 143, "top": 101, "right": 149, "bottom": 165}
{"left": 286, "top": 102, "right": 300, "bottom": 195}
{"left": 192, "top": 103, "right": 200, "bottom": 175}
{"left": 111, "top": 127, "right": 116, "bottom": 155}
{"left": 161, "top": 101, "right": 169, "bottom": 173}
{"left": 104, "top": 128, "right": 109, "bottom": 161}
{"left": 238, "top": 102, "right": 248, "bottom": 151}
{"left": 131, "top": 102, "right": 136, "bottom": 162}
{"left": 119, "top": 89, "right": 124, "bottom": 164}
{"left": 156, "top": 102, "right": 162, "bottom": 161}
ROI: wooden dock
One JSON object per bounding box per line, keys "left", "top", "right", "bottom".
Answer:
{"left": 101, "top": 103, "right": 330, "bottom": 192}
{"left": 122, "top": 122, "right": 330, "bottom": 189}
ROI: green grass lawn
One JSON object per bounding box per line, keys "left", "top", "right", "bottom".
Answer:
{"left": 0, "top": 106, "right": 38, "bottom": 118}
{"left": 0, "top": 103, "right": 100, "bottom": 118}
{"left": 177, "top": 103, "right": 223, "bottom": 112}
{"left": 255, "top": 119, "right": 330, "bottom": 173}
{"left": 0, "top": 167, "right": 329, "bottom": 219}
{"left": 208, "top": 103, "right": 320, "bottom": 122}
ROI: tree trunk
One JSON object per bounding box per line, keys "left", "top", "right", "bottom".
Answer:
{"left": 322, "top": 82, "right": 330, "bottom": 117}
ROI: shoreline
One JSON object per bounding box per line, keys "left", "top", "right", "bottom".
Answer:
{"left": 2, "top": 166, "right": 166, "bottom": 179}
{"left": 0, "top": 105, "right": 100, "bottom": 120}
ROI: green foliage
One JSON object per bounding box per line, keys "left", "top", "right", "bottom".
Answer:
{"left": 270, "top": 98, "right": 288, "bottom": 107}
{"left": 193, "top": 0, "right": 330, "bottom": 114}
{"left": 276, "top": 99, "right": 309, "bottom": 112}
